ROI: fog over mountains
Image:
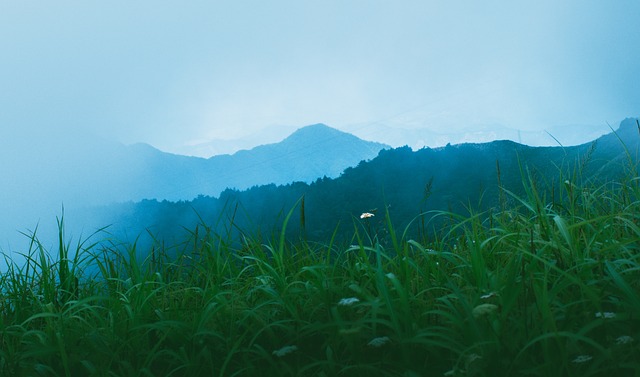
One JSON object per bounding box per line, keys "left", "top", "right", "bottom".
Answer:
{"left": 1, "top": 118, "right": 638, "bottom": 256}
{"left": 0, "top": 124, "right": 387, "bottom": 251}
{"left": 176, "top": 122, "right": 613, "bottom": 158}
{"left": 119, "top": 123, "right": 389, "bottom": 202}
{"left": 343, "top": 122, "right": 613, "bottom": 151}
{"left": 86, "top": 117, "right": 640, "bottom": 249}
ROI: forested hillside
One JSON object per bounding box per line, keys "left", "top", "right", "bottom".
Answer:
{"left": 91, "top": 118, "right": 640, "bottom": 252}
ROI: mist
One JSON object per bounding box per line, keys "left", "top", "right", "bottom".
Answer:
{"left": 0, "top": 127, "right": 140, "bottom": 268}
{"left": 1, "top": 1, "right": 640, "bottom": 267}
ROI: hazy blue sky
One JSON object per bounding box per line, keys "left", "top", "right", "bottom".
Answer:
{"left": 1, "top": 0, "right": 639, "bottom": 154}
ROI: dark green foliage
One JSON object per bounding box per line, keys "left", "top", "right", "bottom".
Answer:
{"left": 2, "top": 164, "right": 640, "bottom": 375}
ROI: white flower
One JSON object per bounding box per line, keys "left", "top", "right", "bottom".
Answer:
{"left": 615, "top": 335, "right": 634, "bottom": 345}
{"left": 360, "top": 212, "right": 375, "bottom": 219}
{"left": 480, "top": 292, "right": 498, "bottom": 300}
{"left": 338, "top": 297, "right": 360, "bottom": 306}
{"left": 572, "top": 355, "right": 592, "bottom": 363}
{"left": 367, "top": 336, "right": 391, "bottom": 347}
{"left": 595, "top": 312, "right": 616, "bottom": 319}
{"left": 472, "top": 303, "right": 498, "bottom": 318}
{"left": 272, "top": 345, "right": 298, "bottom": 357}
{"left": 466, "top": 353, "right": 482, "bottom": 363}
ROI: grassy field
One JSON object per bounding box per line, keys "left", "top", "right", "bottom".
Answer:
{"left": 1, "top": 167, "right": 640, "bottom": 377}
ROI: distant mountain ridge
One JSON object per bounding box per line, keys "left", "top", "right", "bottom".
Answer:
{"left": 226, "top": 124, "right": 388, "bottom": 180}
{"left": 118, "top": 123, "right": 389, "bottom": 202}
{"left": 0, "top": 123, "right": 389, "bottom": 251}
{"left": 345, "top": 122, "right": 613, "bottom": 151}
{"left": 54, "top": 123, "right": 387, "bottom": 206}
{"left": 173, "top": 125, "right": 299, "bottom": 157}
{"left": 89, "top": 118, "right": 640, "bottom": 246}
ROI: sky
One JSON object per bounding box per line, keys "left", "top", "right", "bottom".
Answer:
{"left": 1, "top": 1, "right": 639, "bottom": 157}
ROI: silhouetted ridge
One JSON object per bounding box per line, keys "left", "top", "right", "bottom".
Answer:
{"left": 592, "top": 117, "right": 640, "bottom": 151}
{"left": 85, "top": 117, "right": 640, "bottom": 248}
{"left": 75, "top": 124, "right": 390, "bottom": 203}
{"left": 616, "top": 117, "right": 640, "bottom": 136}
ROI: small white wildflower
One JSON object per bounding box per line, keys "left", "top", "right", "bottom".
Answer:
{"left": 272, "top": 345, "right": 298, "bottom": 357}
{"left": 615, "top": 335, "right": 634, "bottom": 345}
{"left": 595, "top": 312, "right": 616, "bottom": 319}
{"left": 472, "top": 303, "right": 498, "bottom": 318}
{"left": 367, "top": 336, "right": 391, "bottom": 347}
{"left": 572, "top": 355, "right": 592, "bottom": 363}
{"left": 338, "top": 297, "right": 360, "bottom": 306}
{"left": 386, "top": 272, "right": 397, "bottom": 280}
{"left": 480, "top": 292, "right": 498, "bottom": 300}
{"left": 466, "top": 353, "right": 482, "bottom": 363}
{"left": 360, "top": 212, "right": 375, "bottom": 219}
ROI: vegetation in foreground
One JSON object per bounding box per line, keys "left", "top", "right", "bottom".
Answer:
{"left": 2, "top": 166, "right": 640, "bottom": 377}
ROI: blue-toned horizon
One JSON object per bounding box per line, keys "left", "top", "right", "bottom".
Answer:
{"left": 1, "top": 1, "right": 638, "bottom": 156}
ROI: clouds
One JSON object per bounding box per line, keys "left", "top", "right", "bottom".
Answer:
{"left": 0, "top": 0, "right": 638, "bottom": 153}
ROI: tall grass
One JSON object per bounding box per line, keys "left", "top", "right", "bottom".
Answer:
{"left": 1, "top": 166, "right": 639, "bottom": 376}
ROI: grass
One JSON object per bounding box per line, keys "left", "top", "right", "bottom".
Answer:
{"left": 1, "top": 168, "right": 640, "bottom": 376}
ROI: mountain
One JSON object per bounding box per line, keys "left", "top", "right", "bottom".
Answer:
{"left": 172, "top": 125, "right": 299, "bottom": 157}
{"left": 0, "top": 124, "right": 388, "bottom": 252}
{"left": 118, "top": 123, "right": 389, "bottom": 202}
{"left": 90, "top": 118, "right": 640, "bottom": 247}
{"left": 344, "top": 122, "right": 612, "bottom": 150}
{"left": 226, "top": 124, "right": 388, "bottom": 182}
{"left": 20, "top": 123, "right": 389, "bottom": 206}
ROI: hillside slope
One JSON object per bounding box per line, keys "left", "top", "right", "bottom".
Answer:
{"left": 92, "top": 118, "right": 640, "bottom": 246}
{"left": 119, "top": 123, "right": 389, "bottom": 201}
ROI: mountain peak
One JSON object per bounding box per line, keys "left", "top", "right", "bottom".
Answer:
{"left": 277, "top": 124, "right": 389, "bottom": 154}
{"left": 618, "top": 117, "right": 639, "bottom": 132}
{"left": 284, "top": 123, "right": 345, "bottom": 141}
{"left": 302, "top": 123, "right": 331, "bottom": 129}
